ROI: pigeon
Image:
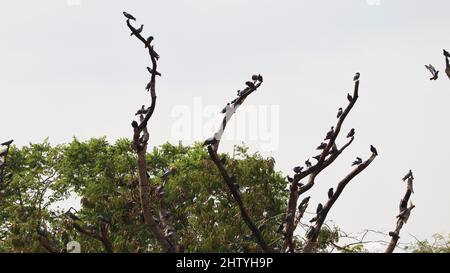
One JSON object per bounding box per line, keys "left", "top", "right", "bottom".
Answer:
{"left": 353, "top": 72, "right": 360, "bottom": 81}
{"left": 131, "top": 121, "right": 139, "bottom": 129}
{"left": 146, "top": 66, "right": 161, "bottom": 77}
{"left": 328, "top": 188, "right": 334, "bottom": 199}
{"left": 221, "top": 103, "right": 231, "bottom": 114}
{"left": 325, "top": 127, "right": 334, "bottom": 140}
{"left": 131, "top": 24, "right": 144, "bottom": 36}
{"left": 352, "top": 157, "right": 362, "bottom": 166}
{"left": 135, "top": 105, "right": 148, "bottom": 116}
{"left": 370, "top": 145, "right": 378, "bottom": 156}
{"left": 123, "top": 11, "right": 136, "bottom": 21}
{"left": 1, "top": 140, "right": 13, "bottom": 146}
{"left": 316, "top": 203, "right": 323, "bottom": 214}
{"left": 425, "top": 64, "right": 439, "bottom": 80}
{"left": 316, "top": 142, "right": 327, "bottom": 150}
{"left": 337, "top": 107, "right": 343, "bottom": 118}
{"left": 347, "top": 128, "right": 355, "bottom": 138}
{"left": 347, "top": 93, "right": 353, "bottom": 102}
{"left": 145, "top": 36, "right": 154, "bottom": 48}
{"left": 402, "top": 170, "right": 413, "bottom": 181}
{"left": 293, "top": 166, "right": 303, "bottom": 173}
{"left": 305, "top": 159, "right": 312, "bottom": 168}
{"left": 203, "top": 136, "right": 217, "bottom": 146}
{"left": 245, "top": 81, "right": 256, "bottom": 89}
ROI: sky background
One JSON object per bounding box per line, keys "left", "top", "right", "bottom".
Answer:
{"left": 1, "top": 0, "right": 450, "bottom": 251}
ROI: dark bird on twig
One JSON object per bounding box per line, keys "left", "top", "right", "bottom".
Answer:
{"left": 287, "top": 176, "right": 294, "bottom": 183}
{"left": 203, "top": 136, "right": 217, "bottom": 146}
{"left": 444, "top": 49, "right": 450, "bottom": 79}
{"left": 135, "top": 105, "right": 148, "bottom": 116}
{"left": 316, "top": 203, "right": 323, "bottom": 214}
{"left": 252, "top": 75, "right": 259, "bottom": 81}
{"left": 425, "top": 64, "right": 439, "bottom": 80}
{"left": 221, "top": 103, "right": 231, "bottom": 114}
{"left": 352, "top": 157, "right": 362, "bottom": 166}
{"left": 1, "top": 140, "right": 13, "bottom": 146}
{"left": 145, "top": 81, "right": 152, "bottom": 91}
{"left": 123, "top": 11, "right": 136, "bottom": 21}
{"left": 347, "top": 93, "right": 353, "bottom": 102}
{"left": 145, "top": 36, "right": 154, "bottom": 48}
{"left": 293, "top": 166, "right": 303, "bottom": 173}
{"left": 444, "top": 49, "right": 450, "bottom": 58}
{"left": 316, "top": 142, "right": 327, "bottom": 150}
{"left": 147, "top": 66, "right": 161, "bottom": 76}
{"left": 245, "top": 81, "right": 256, "bottom": 89}
{"left": 337, "top": 107, "right": 343, "bottom": 118}
{"left": 257, "top": 74, "right": 263, "bottom": 82}
{"left": 131, "top": 24, "right": 144, "bottom": 36}
{"left": 370, "top": 145, "right": 378, "bottom": 156}
{"left": 299, "top": 196, "right": 311, "bottom": 209}
{"left": 324, "top": 126, "right": 334, "bottom": 140}
{"left": 309, "top": 216, "right": 318, "bottom": 223}
{"left": 305, "top": 159, "right": 312, "bottom": 168}
{"left": 347, "top": 128, "right": 355, "bottom": 138}
{"left": 131, "top": 121, "right": 138, "bottom": 129}
{"left": 328, "top": 188, "right": 334, "bottom": 199}
{"left": 402, "top": 169, "right": 414, "bottom": 181}
{"left": 353, "top": 72, "right": 360, "bottom": 81}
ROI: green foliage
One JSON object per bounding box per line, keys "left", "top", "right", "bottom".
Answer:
{"left": 406, "top": 234, "right": 450, "bottom": 253}
{"left": 0, "top": 138, "right": 288, "bottom": 253}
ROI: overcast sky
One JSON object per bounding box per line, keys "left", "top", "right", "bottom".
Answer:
{"left": 1, "top": 0, "right": 450, "bottom": 250}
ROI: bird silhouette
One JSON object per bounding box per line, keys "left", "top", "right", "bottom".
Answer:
{"left": 352, "top": 157, "right": 362, "bottom": 166}
{"left": 347, "top": 93, "right": 353, "bottom": 102}
{"left": 131, "top": 24, "right": 144, "bottom": 36}
{"left": 445, "top": 49, "right": 450, "bottom": 79}
{"left": 245, "top": 81, "right": 255, "bottom": 89}
{"left": 123, "top": 11, "right": 136, "bottom": 21}
{"left": 287, "top": 176, "right": 294, "bottom": 183}
{"left": 221, "top": 103, "right": 231, "bottom": 114}
{"left": 353, "top": 72, "right": 360, "bottom": 81}
{"left": 316, "top": 142, "right": 327, "bottom": 150}
{"left": 293, "top": 166, "right": 303, "bottom": 173}
{"left": 425, "top": 64, "right": 439, "bottom": 80}
{"left": 370, "top": 145, "right": 378, "bottom": 156}
{"left": 147, "top": 66, "right": 161, "bottom": 76}
{"left": 131, "top": 121, "right": 138, "bottom": 129}
{"left": 135, "top": 105, "right": 148, "bottom": 116}
{"left": 305, "top": 159, "right": 312, "bottom": 168}
{"left": 337, "top": 107, "right": 343, "bottom": 118}
{"left": 299, "top": 196, "right": 311, "bottom": 209}
{"left": 324, "top": 127, "right": 334, "bottom": 140}
{"left": 1, "top": 140, "right": 13, "bottom": 146}
{"left": 347, "top": 128, "right": 355, "bottom": 138}
{"left": 316, "top": 203, "right": 323, "bottom": 214}
{"left": 328, "top": 188, "right": 334, "bottom": 199}
{"left": 402, "top": 169, "right": 413, "bottom": 181}
{"left": 145, "top": 36, "right": 154, "bottom": 48}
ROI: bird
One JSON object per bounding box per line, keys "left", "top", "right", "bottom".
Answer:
{"left": 146, "top": 66, "right": 161, "bottom": 76}
{"left": 252, "top": 75, "right": 259, "bottom": 81}
{"left": 389, "top": 231, "right": 400, "bottom": 240}
{"left": 1, "top": 140, "right": 13, "bottom": 146}
{"left": 135, "top": 105, "right": 148, "bottom": 116}
{"left": 352, "top": 157, "right": 362, "bottom": 166}
{"left": 287, "top": 176, "right": 294, "bottom": 183}
{"left": 298, "top": 196, "right": 311, "bottom": 209}
{"left": 309, "top": 216, "right": 318, "bottom": 223}
{"left": 257, "top": 74, "right": 263, "bottom": 82}
{"left": 444, "top": 49, "right": 450, "bottom": 79}
{"left": 370, "top": 145, "right": 378, "bottom": 156}
{"left": 347, "top": 93, "right": 353, "bottom": 102}
{"left": 347, "top": 128, "right": 355, "bottom": 138}
{"left": 316, "top": 203, "right": 323, "bottom": 214}
{"left": 131, "top": 121, "right": 138, "bottom": 129}
{"left": 145, "top": 81, "right": 152, "bottom": 91}
{"left": 236, "top": 90, "right": 241, "bottom": 96}
{"left": 324, "top": 127, "right": 334, "bottom": 140}
{"left": 353, "top": 72, "right": 360, "bottom": 81}
{"left": 293, "top": 166, "right": 303, "bottom": 173}
{"left": 305, "top": 159, "right": 312, "bottom": 168}
{"left": 316, "top": 142, "right": 327, "bottom": 150}
{"left": 221, "top": 103, "right": 231, "bottom": 114}
{"left": 328, "top": 188, "right": 334, "bottom": 199}
{"left": 402, "top": 170, "right": 413, "bottom": 181}
{"left": 145, "top": 36, "right": 154, "bottom": 48}
{"left": 425, "top": 64, "right": 439, "bottom": 80}
{"left": 337, "top": 107, "right": 343, "bottom": 118}
{"left": 123, "top": 11, "right": 136, "bottom": 21}
{"left": 306, "top": 226, "right": 316, "bottom": 239}
{"left": 131, "top": 24, "right": 144, "bottom": 36}
{"left": 245, "top": 81, "right": 255, "bottom": 89}
{"left": 203, "top": 136, "right": 217, "bottom": 146}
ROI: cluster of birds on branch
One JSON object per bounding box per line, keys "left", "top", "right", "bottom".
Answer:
{"left": 425, "top": 49, "right": 450, "bottom": 80}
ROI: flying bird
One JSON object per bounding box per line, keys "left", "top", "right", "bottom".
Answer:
{"left": 316, "top": 142, "right": 327, "bottom": 150}
{"left": 370, "top": 145, "right": 378, "bottom": 156}
{"left": 337, "top": 107, "right": 343, "bottom": 118}
{"left": 352, "top": 157, "right": 362, "bottom": 166}
{"left": 293, "top": 166, "right": 303, "bottom": 173}
{"left": 353, "top": 72, "right": 360, "bottom": 81}
{"left": 309, "top": 216, "right": 318, "bottom": 223}
{"left": 328, "top": 188, "right": 334, "bottom": 199}
{"left": 324, "top": 127, "right": 334, "bottom": 140}
{"left": 131, "top": 24, "right": 144, "bottom": 36}
{"left": 305, "top": 159, "right": 312, "bottom": 168}
{"left": 347, "top": 128, "right": 355, "bottom": 138}
{"left": 425, "top": 64, "right": 439, "bottom": 80}
{"left": 123, "top": 11, "right": 136, "bottom": 21}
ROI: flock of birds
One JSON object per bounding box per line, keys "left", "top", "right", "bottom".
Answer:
{"left": 425, "top": 49, "right": 450, "bottom": 81}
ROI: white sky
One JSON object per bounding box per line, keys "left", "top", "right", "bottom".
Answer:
{"left": 1, "top": 0, "right": 450, "bottom": 249}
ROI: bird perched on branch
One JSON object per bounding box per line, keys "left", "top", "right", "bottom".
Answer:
{"left": 245, "top": 81, "right": 255, "bottom": 89}
{"left": 316, "top": 142, "right": 327, "bottom": 150}
{"left": 352, "top": 157, "right": 362, "bottom": 166}
{"left": 1, "top": 140, "right": 13, "bottom": 146}
{"left": 203, "top": 136, "right": 217, "bottom": 146}
{"left": 370, "top": 145, "right": 378, "bottom": 156}
{"left": 145, "top": 36, "right": 154, "bottom": 48}
{"left": 324, "top": 127, "right": 334, "bottom": 140}
{"left": 353, "top": 72, "right": 360, "bottom": 81}
{"left": 337, "top": 107, "right": 343, "bottom": 118}
{"left": 287, "top": 176, "right": 294, "bottom": 183}
{"left": 135, "top": 105, "right": 148, "bottom": 116}
{"left": 347, "top": 93, "right": 353, "bottom": 102}
{"left": 444, "top": 49, "right": 450, "bottom": 79}
{"left": 293, "top": 166, "right": 303, "bottom": 173}
{"left": 402, "top": 170, "right": 414, "bottom": 181}
{"left": 221, "top": 103, "right": 231, "bottom": 114}
{"left": 316, "top": 203, "right": 323, "bottom": 214}
{"left": 305, "top": 159, "right": 312, "bottom": 168}
{"left": 123, "top": 11, "right": 136, "bottom": 21}
{"left": 425, "top": 64, "right": 439, "bottom": 80}
{"left": 299, "top": 196, "right": 311, "bottom": 209}
{"left": 347, "top": 128, "right": 355, "bottom": 138}
{"left": 328, "top": 188, "right": 334, "bottom": 199}
{"left": 131, "top": 24, "right": 144, "bottom": 36}
{"left": 147, "top": 66, "right": 161, "bottom": 77}
{"left": 131, "top": 121, "right": 138, "bottom": 129}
